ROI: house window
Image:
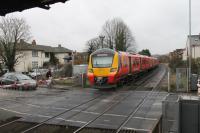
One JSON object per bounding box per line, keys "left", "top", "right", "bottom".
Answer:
{"left": 32, "top": 50, "right": 38, "bottom": 57}
{"left": 32, "top": 61, "right": 38, "bottom": 69}
{"left": 45, "top": 52, "right": 50, "bottom": 58}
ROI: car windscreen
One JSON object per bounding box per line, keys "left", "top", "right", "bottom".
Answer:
{"left": 16, "top": 74, "right": 32, "bottom": 80}
{"left": 92, "top": 53, "right": 114, "bottom": 68}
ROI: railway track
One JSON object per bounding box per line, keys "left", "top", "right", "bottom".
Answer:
{"left": 72, "top": 65, "right": 166, "bottom": 133}
{"left": 0, "top": 65, "right": 167, "bottom": 133}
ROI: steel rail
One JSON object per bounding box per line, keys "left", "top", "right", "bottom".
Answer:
{"left": 116, "top": 90, "right": 161, "bottom": 133}
{"left": 8, "top": 65, "right": 162, "bottom": 133}
{"left": 118, "top": 66, "right": 161, "bottom": 93}
{"left": 21, "top": 93, "right": 103, "bottom": 133}
{"left": 73, "top": 66, "right": 163, "bottom": 133}
{"left": 116, "top": 66, "right": 166, "bottom": 133}
{"left": 0, "top": 118, "right": 21, "bottom": 128}
{"left": 57, "top": 67, "right": 161, "bottom": 132}
{"left": 73, "top": 92, "right": 132, "bottom": 133}
{"left": 57, "top": 94, "right": 109, "bottom": 123}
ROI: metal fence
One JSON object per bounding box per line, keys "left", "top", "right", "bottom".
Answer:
{"left": 162, "top": 94, "right": 179, "bottom": 133}
{"left": 73, "top": 64, "right": 88, "bottom": 75}
{"left": 176, "top": 68, "right": 189, "bottom": 92}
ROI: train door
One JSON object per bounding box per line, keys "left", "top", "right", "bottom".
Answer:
{"left": 136, "top": 58, "right": 139, "bottom": 71}
{"left": 133, "top": 57, "right": 136, "bottom": 73}
{"left": 128, "top": 56, "right": 132, "bottom": 74}
{"left": 118, "top": 53, "right": 121, "bottom": 73}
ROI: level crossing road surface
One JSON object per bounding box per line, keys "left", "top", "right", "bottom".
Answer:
{"left": 0, "top": 89, "right": 168, "bottom": 132}
{"left": 0, "top": 65, "right": 168, "bottom": 132}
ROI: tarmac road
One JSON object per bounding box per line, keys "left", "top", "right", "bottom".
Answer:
{"left": 0, "top": 65, "right": 168, "bottom": 133}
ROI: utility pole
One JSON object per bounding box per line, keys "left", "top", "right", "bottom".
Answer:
{"left": 99, "top": 35, "right": 105, "bottom": 48}
{"left": 188, "top": 0, "right": 192, "bottom": 92}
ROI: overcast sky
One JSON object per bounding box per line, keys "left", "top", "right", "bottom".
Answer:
{"left": 6, "top": 0, "right": 200, "bottom": 54}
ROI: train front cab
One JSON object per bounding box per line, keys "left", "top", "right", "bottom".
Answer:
{"left": 87, "top": 49, "right": 119, "bottom": 88}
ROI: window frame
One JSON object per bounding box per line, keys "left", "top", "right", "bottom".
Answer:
{"left": 32, "top": 61, "right": 38, "bottom": 69}
{"left": 91, "top": 53, "right": 114, "bottom": 68}
{"left": 32, "top": 50, "right": 38, "bottom": 57}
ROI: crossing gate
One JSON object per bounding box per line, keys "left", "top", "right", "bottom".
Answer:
{"left": 162, "top": 94, "right": 200, "bottom": 133}
{"left": 176, "top": 68, "right": 189, "bottom": 92}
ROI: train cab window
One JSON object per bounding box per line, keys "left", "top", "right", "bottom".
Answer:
{"left": 92, "top": 54, "right": 114, "bottom": 67}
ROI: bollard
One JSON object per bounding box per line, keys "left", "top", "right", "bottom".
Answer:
{"left": 197, "top": 79, "right": 200, "bottom": 95}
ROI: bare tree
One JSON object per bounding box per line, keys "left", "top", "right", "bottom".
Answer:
{"left": 0, "top": 17, "right": 31, "bottom": 71}
{"left": 101, "top": 18, "right": 136, "bottom": 52}
{"left": 85, "top": 37, "right": 101, "bottom": 56}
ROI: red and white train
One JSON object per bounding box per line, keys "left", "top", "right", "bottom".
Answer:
{"left": 87, "top": 48, "right": 159, "bottom": 88}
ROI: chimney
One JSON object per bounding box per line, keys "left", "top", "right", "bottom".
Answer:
{"left": 32, "top": 40, "right": 36, "bottom": 45}
{"left": 58, "top": 44, "right": 61, "bottom": 47}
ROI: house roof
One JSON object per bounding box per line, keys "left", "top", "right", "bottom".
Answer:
{"left": 0, "top": 0, "right": 69, "bottom": 16}
{"left": 18, "top": 41, "right": 72, "bottom": 53}
{"left": 54, "top": 46, "right": 72, "bottom": 53}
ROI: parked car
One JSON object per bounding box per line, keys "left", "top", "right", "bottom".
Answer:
{"left": 0, "top": 72, "right": 37, "bottom": 90}
{"left": 0, "top": 68, "right": 9, "bottom": 76}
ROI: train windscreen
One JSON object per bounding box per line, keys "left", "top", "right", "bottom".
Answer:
{"left": 92, "top": 54, "right": 113, "bottom": 68}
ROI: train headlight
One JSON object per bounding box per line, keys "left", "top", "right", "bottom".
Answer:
{"left": 110, "top": 68, "right": 117, "bottom": 72}
{"left": 88, "top": 69, "right": 93, "bottom": 73}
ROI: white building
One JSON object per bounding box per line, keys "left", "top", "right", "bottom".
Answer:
{"left": 183, "top": 35, "right": 200, "bottom": 60}
{"left": 15, "top": 40, "right": 72, "bottom": 72}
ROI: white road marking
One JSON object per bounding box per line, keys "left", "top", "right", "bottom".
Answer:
{"left": 123, "top": 127, "right": 151, "bottom": 132}
{"left": 0, "top": 107, "right": 51, "bottom": 118}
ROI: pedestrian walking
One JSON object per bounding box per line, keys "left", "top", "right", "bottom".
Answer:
{"left": 46, "top": 69, "right": 52, "bottom": 88}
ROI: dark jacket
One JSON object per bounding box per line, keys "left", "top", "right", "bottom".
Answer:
{"left": 46, "top": 70, "right": 52, "bottom": 79}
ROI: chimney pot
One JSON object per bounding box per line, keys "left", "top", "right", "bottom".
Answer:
{"left": 58, "top": 44, "right": 61, "bottom": 47}
{"left": 32, "top": 40, "right": 36, "bottom": 45}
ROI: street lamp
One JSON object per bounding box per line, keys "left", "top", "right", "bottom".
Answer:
{"left": 99, "top": 35, "right": 105, "bottom": 48}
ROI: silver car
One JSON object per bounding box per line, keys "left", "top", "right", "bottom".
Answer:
{"left": 0, "top": 72, "right": 37, "bottom": 90}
